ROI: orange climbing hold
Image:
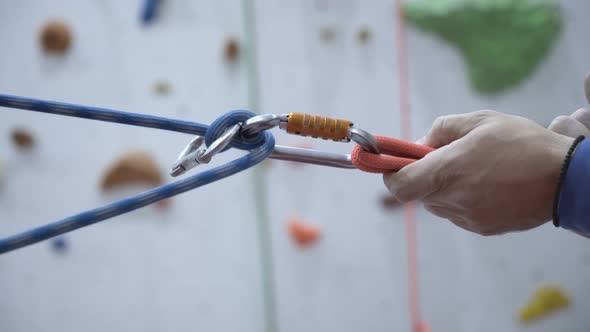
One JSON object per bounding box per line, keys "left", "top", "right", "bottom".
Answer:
{"left": 287, "top": 218, "right": 321, "bottom": 248}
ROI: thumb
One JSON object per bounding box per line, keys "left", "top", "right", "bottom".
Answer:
{"left": 423, "top": 111, "right": 494, "bottom": 147}
{"left": 383, "top": 145, "right": 450, "bottom": 202}
{"left": 383, "top": 111, "right": 496, "bottom": 202}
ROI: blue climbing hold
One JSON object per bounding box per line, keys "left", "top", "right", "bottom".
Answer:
{"left": 52, "top": 237, "right": 68, "bottom": 253}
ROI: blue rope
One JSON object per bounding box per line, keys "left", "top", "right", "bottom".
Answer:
{"left": 0, "top": 93, "right": 208, "bottom": 135}
{"left": 0, "top": 94, "right": 275, "bottom": 254}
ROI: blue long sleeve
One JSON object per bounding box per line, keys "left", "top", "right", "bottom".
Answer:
{"left": 557, "top": 138, "right": 590, "bottom": 232}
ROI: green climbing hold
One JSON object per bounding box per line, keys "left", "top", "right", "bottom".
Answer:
{"left": 404, "top": 0, "right": 562, "bottom": 94}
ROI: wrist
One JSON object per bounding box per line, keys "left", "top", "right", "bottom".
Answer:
{"left": 553, "top": 135, "right": 586, "bottom": 227}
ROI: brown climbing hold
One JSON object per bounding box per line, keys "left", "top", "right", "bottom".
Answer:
{"left": 224, "top": 38, "right": 240, "bottom": 62}
{"left": 152, "top": 80, "right": 172, "bottom": 96}
{"left": 357, "top": 26, "right": 372, "bottom": 44}
{"left": 11, "top": 128, "right": 35, "bottom": 150}
{"left": 39, "top": 19, "right": 72, "bottom": 54}
{"left": 287, "top": 217, "right": 321, "bottom": 248}
{"left": 319, "top": 25, "right": 337, "bottom": 43}
{"left": 101, "top": 151, "right": 162, "bottom": 190}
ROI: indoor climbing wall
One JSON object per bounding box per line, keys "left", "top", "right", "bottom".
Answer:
{"left": 0, "top": 1, "right": 266, "bottom": 332}
{"left": 1, "top": 1, "right": 590, "bottom": 332}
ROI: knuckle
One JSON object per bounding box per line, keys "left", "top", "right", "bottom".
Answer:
{"left": 555, "top": 115, "right": 571, "bottom": 124}
{"left": 432, "top": 116, "right": 448, "bottom": 132}
{"left": 473, "top": 109, "right": 497, "bottom": 118}
{"left": 572, "top": 108, "right": 590, "bottom": 126}
{"left": 548, "top": 115, "right": 574, "bottom": 134}
{"left": 572, "top": 108, "right": 588, "bottom": 118}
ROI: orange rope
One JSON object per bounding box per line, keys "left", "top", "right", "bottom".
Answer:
{"left": 351, "top": 135, "right": 434, "bottom": 173}
{"left": 394, "top": 2, "right": 428, "bottom": 332}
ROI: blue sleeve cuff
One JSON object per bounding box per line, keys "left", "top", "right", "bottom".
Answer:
{"left": 557, "top": 138, "right": 590, "bottom": 232}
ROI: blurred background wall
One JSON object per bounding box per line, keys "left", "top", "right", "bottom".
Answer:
{"left": 1, "top": 1, "right": 590, "bottom": 331}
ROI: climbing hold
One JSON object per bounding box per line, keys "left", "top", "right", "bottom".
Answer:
{"left": 357, "top": 26, "right": 372, "bottom": 44}
{"left": 404, "top": 0, "right": 562, "bottom": 94}
{"left": 152, "top": 80, "right": 172, "bottom": 96}
{"left": 155, "top": 198, "right": 172, "bottom": 210}
{"left": 51, "top": 237, "right": 68, "bottom": 253}
{"left": 224, "top": 38, "right": 240, "bottom": 62}
{"left": 287, "top": 217, "right": 321, "bottom": 248}
{"left": 319, "top": 25, "right": 337, "bottom": 43}
{"left": 39, "top": 19, "right": 72, "bottom": 54}
{"left": 101, "top": 151, "right": 162, "bottom": 190}
{"left": 11, "top": 127, "right": 35, "bottom": 150}
{"left": 140, "top": 0, "right": 161, "bottom": 25}
{"left": 518, "top": 286, "right": 570, "bottom": 324}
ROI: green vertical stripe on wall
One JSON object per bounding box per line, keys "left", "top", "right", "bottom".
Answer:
{"left": 241, "top": 1, "right": 278, "bottom": 331}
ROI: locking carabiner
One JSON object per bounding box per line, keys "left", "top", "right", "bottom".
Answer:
{"left": 170, "top": 112, "right": 382, "bottom": 176}
{"left": 170, "top": 112, "right": 381, "bottom": 175}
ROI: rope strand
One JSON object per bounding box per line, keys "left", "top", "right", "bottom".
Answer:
{"left": 0, "top": 94, "right": 275, "bottom": 254}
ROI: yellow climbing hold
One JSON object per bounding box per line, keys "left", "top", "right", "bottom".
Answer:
{"left": 519, "top": 286, "right": 570, "bottom": 324}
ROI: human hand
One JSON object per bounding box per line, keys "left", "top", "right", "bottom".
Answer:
{"left": 383, "top": 111, "right": 573, "bottom": 235}
{"left": 548, "top": 74, "right": 590, "bottom": 137}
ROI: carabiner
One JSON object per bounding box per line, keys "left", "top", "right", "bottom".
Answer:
{"left": 171, "top": 112, "right": 381, "bottom": 175}
{"left": 244, "top": 112, "right": 380, "bottom": 169}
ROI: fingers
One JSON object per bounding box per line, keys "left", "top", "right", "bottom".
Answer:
{"left": 383, "top": 145, "right": 449, "bottom": 202}
{"left": 548, "top": 108, "right": 590, "bottom": 138}
{"left": 423, "top": 110, "right": 495, "bottom": 148}
{"left": 571, "top": 108, "right": 590, "bottom": 128}
{"left": 548, "top": 113, "right": 590, "bottom": 137}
